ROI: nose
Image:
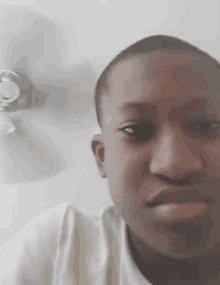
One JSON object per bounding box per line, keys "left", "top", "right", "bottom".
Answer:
{"left": 150, "top": 123, "right": 203, "bottom": 181}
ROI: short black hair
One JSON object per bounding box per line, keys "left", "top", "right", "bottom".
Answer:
{"left": 94, "top": 35, "right": 214, "bottom": 128}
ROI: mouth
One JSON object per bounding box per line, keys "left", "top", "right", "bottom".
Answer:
{"left": 146, "top": 187, "right": 214, "bottom": 208}
{"left": 141, "top": 187, "right": 214, "bottom": 227}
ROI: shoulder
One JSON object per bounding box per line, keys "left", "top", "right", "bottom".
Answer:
{"left": 0, "top": 203, "right": 117, "bottom": 284}
{"left": 0, "top": 203, "right": 75, "bottom": 283}
{"left": 0, "top": 202, "right": 73, "bottom": 256}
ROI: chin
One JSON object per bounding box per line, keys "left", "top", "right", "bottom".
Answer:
{"left": 130, "top": 217, "right": 217, "bottom": 260}
{"left": 148, "top": 223, "right": 215, "bottom": 259}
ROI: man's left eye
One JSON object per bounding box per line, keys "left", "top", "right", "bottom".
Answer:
{"left": 187, "top": 121, "right": 220, "bottom": 135}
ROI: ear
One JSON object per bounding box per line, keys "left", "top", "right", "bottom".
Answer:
{"left": 91, "top": 134, "right": 106, "bottom": 178}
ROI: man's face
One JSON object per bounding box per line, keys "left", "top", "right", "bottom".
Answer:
{"left": 92, "top": 51, "right": 220, "bottom": 258}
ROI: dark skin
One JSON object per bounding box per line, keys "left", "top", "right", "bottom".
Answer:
{"left": 91, "top": 51, "right": 220, "bottom": 284}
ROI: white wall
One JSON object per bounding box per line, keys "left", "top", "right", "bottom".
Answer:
{"left": 0, "top": 0, "right": 219, "bottom": 246}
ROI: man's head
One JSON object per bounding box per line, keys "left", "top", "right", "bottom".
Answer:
{"left": 91, "top": 35, "right": 220, "bottom": 259}
{"left": 94, "top": 35, "right": 211, "bottom": 128}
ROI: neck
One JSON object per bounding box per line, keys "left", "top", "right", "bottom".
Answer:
{"left": 126, "top": 226, "right": 220, "bottom": 285}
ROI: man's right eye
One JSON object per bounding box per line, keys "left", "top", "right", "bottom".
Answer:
{"left": 119, "top": 123, "right": 155, "bottom": 143}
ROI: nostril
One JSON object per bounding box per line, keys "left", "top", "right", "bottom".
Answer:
{"left": 157, "top": 174, "right": 194, "bottom": 187}
{"left": 146, "top": 201, "right": 160, "bottom": 208}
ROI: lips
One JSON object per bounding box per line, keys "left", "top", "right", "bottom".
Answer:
{"left": 146, "top": 187, "right": 214, "bottom": 208}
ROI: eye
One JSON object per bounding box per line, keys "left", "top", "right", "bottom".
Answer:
{"left": 119, "top": 123, "right": 155, "bottom": 143}
{"left": 187, "top": 120, "right": 220, "bottom": 138}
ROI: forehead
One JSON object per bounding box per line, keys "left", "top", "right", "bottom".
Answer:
{"left": 103, "top": 51, "right": 220, "bottom": 120}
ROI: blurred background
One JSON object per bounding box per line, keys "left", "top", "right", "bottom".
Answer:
{"left": 0, "top": 0, "right": 219, "bottom": 246}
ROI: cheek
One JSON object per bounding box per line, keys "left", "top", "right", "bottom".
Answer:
{"left": 105, "top": 138, "right": 151, "bottom": 214}
{"left": 105, "top": 139, "right": 144, "bottom": 190}
{"left": 202, "top": 141, "right": 220, "bottom": 178}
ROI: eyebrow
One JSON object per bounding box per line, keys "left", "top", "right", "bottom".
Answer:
{"left": 119, "top": 100, "right": 220, "bottom": 120}
{"left": 119, "top": 102, "right": 151, "bottom": 112}
{"left": 119, "top": 99, "right": 207, "bottom": 111}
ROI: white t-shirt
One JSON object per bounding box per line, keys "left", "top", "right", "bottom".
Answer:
{"left": 0, "top": 203, "right": 152, "bottom": 284}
